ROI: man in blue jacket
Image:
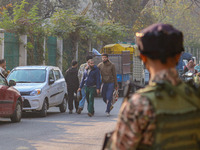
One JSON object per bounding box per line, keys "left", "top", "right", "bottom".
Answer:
{"left": 78, "top": 59, "right": 100, "bottom": 117}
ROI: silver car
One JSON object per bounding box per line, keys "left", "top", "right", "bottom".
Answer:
{"left": 7, "top": 66, "right": 67, "bottom": 117}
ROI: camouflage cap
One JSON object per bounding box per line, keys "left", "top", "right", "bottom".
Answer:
{"left": 136, "top": 23, "right": 184, "bottom": 59}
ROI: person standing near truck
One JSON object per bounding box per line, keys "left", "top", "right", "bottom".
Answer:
{"left": 98, "top": 54, "right": 118, "bottom": 116}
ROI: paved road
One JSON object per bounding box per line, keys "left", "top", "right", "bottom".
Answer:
{"left": 0, "top": 97, "right": 123, "bottom": 150}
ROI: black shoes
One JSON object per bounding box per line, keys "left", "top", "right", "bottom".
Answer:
{"left": 88, "top": 113, "right": 93, "bottom": 117}
{"left": 88, "top": 111, "right": 94, "bottom": 117}
{"left": 77, "top": 107, "right": 83, "bottom": 114}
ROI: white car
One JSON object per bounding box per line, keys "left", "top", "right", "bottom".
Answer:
{"left": 7, "top": 66, "right": 67, "bottom": 117}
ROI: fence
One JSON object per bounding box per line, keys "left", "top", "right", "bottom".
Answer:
{"left": 0, "top": 31, "right": 62, "bottom": 71}
{"left": 4, "top": 33, "right": 19, "bottom": 70}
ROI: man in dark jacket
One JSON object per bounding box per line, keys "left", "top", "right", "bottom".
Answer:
{"left": 78, "top": 59, "right": 100, "bottom": 117}
{"left": 65, "top": 60, "right": 79, "bottom": 114}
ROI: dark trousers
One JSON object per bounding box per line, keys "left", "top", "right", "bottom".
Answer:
{"left": 85, "top": 86, "right": 96, "bottom": 114}
{"left": 67, "top": 88, "right": 79, "bottom": 111}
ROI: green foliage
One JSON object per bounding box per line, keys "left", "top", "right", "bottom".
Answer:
{"left": 0, "top": 9, "right": 14, "bottom": 32}
{"left": 0, "top": 0, "right": 130, "bottom": 68}
{"left": 13, "top": 0, "right": 28, "bottom": 23}
{"left": 48, "top": 8, "right": 99, "bottom": 40}
{"left": 26, "top": 41, "right": 33, "bottom": 49}
{"left": 97, "top": 21, "right": 127, "bottom": 45}
{"left": 0, "top": 0, "right": 45, "bottom": 65}
{"left": 134, "top": 0, "right": 200, "bottom": 47}
{"left": 46, "top": 9, "right": 75, "bottom": 38}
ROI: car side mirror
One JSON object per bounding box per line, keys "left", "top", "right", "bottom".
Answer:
{"left": 49, "top": 78, "right": 55, "bottom": 85}
{"left": 9, "top": 80, "right": 16, "bottom": 86}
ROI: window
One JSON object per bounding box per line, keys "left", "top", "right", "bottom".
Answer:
{"left": 54, "top": 70, "right": 61, "bottom": 80}
{"left": 49, "top": 70, "right": 55, "bottom": 80}
{"left": 7, "top": 69, "right": 46, "bottom": 83}
{"left": 0, "top": 75, "right": 7, "bottom": 86}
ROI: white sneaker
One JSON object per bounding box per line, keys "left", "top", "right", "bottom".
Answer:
{"left": 106, "top": 112, "right": 110, "bottom": 117}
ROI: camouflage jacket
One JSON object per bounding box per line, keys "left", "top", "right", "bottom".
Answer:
{"left": 105, "top": 68, "right": 181, "bottom": 150}
{"left": 78, "top": 63, "right": 88, "bottom": 83}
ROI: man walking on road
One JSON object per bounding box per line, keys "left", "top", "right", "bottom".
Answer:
{"left": 98, "top": 54, "right": 118, "bottom": 116}
{"left": 78, "top": 59, "right": 100, "bottom": 117}
{"left": 105, "top": 23, "right": 200, "bottom": 150}
{"left": 77, "top": 55, "right": 93, "bottom": 114}
{"left": 65, "top": 60, "right": 79, "bottom": 114}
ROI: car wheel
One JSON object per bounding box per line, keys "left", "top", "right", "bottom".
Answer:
{"left": 40, "top": 99, "right": 48, "bottom": 117}
{"left": 59, "top": 96, "right": 67, "bottom": 113}
{"left": 10, "top": 100, "right": 22, "bottom": 123}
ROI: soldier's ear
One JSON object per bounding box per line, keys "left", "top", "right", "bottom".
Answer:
{"left": 140, "top": 54, "right": 147, "bottom": 63}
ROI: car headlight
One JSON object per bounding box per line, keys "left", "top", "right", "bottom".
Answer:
{"left": 30, "top": 89, "right": 42, "bottom": 96}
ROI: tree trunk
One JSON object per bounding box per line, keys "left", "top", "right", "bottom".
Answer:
{"left": 75, "top": 41, "right": 79, "bottom": 61}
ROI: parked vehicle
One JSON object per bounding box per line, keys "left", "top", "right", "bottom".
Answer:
{"left": 7, "top": 66, "right": 68, "bottom": 117}
{"left": 182, "top": 71, "right": 194, "bottom": 81}
{"left": 0, "top": 73, "right": 22, "bottom": 122}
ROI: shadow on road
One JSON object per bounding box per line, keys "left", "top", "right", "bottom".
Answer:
{"left": 22, "top": 111, "right": 62, "bottom": 118}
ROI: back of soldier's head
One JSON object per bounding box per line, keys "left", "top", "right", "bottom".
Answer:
{"left": 136, "top": 23, "right": 184, "bottom": 64}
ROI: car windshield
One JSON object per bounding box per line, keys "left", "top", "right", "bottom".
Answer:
{"left": 8, "top": 69, "right": 46, "bottom": 83}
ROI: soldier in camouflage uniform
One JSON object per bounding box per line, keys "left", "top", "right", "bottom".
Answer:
{"left": 104, "top": 23, "right": 200, "bottom": 150}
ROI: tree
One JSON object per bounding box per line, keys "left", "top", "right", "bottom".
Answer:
{"left": 0, "top": 0, "right": 130, "bottom": 69}
{"left": 96, "top": 21, "right": 127, "bottom": 45}
{"left": 148, "top": 0, "right": 200, "bottom": 47}
{"left": 90, "top": 0, "right": 150, "bottom": 41}
{"left": 0, "top": 0, "right": 45, "bottom": 65}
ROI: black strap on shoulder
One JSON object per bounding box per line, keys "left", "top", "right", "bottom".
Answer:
{"left": 124, "top": 81, "right": 145, "bottom": 99}
{"left": 102, "top": 131, "right": 114, "bottom": 150}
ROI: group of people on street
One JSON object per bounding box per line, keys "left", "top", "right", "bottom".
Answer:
{"left": 64, "top": 54, "right": 117, "bottom": 117}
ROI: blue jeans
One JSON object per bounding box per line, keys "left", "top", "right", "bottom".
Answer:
{"left": 101, "top": 83, "right": 114, "bottom": 113}
{"left": 79, "top": 86, "right": 86, "bottom": 108}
